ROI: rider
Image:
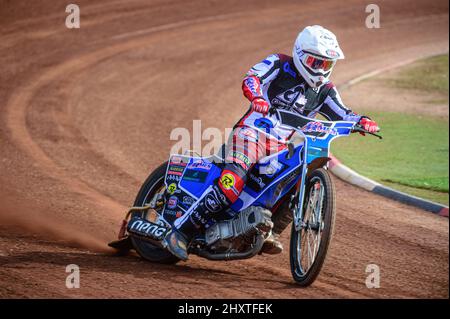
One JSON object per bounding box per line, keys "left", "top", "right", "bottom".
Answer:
{"left": 165, "top": 25, "right": 379, "bottom": 261}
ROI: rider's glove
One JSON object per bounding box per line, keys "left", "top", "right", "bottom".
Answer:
{"left": 358, "top": 117, "right": 379, "bottom": 135}
{"left": 251, "top": 98, "right": 270, "bottom": 116}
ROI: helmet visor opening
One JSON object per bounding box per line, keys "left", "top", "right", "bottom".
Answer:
{"left": 304, "top": 55, "right": 335, "bottom": 71}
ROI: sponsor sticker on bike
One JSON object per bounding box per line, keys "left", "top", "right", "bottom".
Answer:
{"left": 167, "top": 196, "right": 178, "bottom": 209}
{"left": 227, "top": 151, "right": 252, "bottom": 170}
{"left": 301, "top": 121, "right": 338, "bottom": 137}
{"left": 182, "top": 196, "right": 195, "bottom": 206}
{"left": 249, "top": 173, "right": 266, "bottom": 189}
{"left": 170, "top": 156, "right": 188, "bottom": 166}
{"left": 168, "top": 166, "right": 185, "bottom": 172}
{"left": 204, "top": 193, "right": 221, "bottom": 212}
{"left": 167, "top": 174, "right": 181, "bottom": 181}
{"left": 187, "top": 159, "right": 212, "bottom": 171}
{"left": 183, "top": 169, "right": 208, "bottom": 183}
{"left": 127, "top": 217, "right": 168, "bottom": 241}
{"left": 220, "top": 173, "right": 235, "bottom": 190}
{"left": 167, "top": 160, "right": 187, "bottom": 182}
{"left": 167, "top": 183, "right": 177, "bottom": 194}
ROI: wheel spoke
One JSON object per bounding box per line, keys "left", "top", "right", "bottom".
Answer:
{"left": 306, "top": 227, "right": 312, "bottom": 267}
{"left": 296, "top": 176, "right": 327, "bottom": 276}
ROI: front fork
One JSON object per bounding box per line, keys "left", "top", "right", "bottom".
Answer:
{"left": 293, "top": 139, "right": 309, "bottom": 232}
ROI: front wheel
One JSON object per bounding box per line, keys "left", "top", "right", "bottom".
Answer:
{"left": 289, "top": 168, "right": 336, "bottom": 286}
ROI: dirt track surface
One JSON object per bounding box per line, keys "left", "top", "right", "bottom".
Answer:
{"left": 0, "top": 0, "right": 448, "bottom": 298}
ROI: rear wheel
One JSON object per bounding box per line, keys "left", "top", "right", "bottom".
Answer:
{"left": 290, "top": 168, "right": 336, "bottom": 286}
{"left": 130, "top": 161, "right": 180, "bottom": 264}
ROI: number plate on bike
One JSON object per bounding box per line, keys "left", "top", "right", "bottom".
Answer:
{"left": 127, "top": 216, "right": 169, "bottom": 241}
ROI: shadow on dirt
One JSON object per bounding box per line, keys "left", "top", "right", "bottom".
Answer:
{"left": 0, "top": 249, "right": 241, "bottom": 279}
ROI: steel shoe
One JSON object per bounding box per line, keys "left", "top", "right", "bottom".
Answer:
{"left": 164, "top": 230, "right": 189, "bottom": 261}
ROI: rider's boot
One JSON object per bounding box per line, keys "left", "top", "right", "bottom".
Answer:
{"left": 164, "top": 184, "right": 230, "bottom": 261}
{"left": 262, "top": 232, "right": 283, "bottom": 254}
{"left": 261, "top": 194, "right": 293, "bottom": 254}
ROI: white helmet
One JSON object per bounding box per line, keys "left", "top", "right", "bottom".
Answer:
{"left": 292, "top": 25, "right": 345, "bottom": 88}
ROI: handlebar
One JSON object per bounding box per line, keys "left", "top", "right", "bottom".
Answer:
{"left": 266, "top": 107, "right": 383, "bottom": 139}
{"left": 352, "top": 124, "right": 383, "bottom": 139}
